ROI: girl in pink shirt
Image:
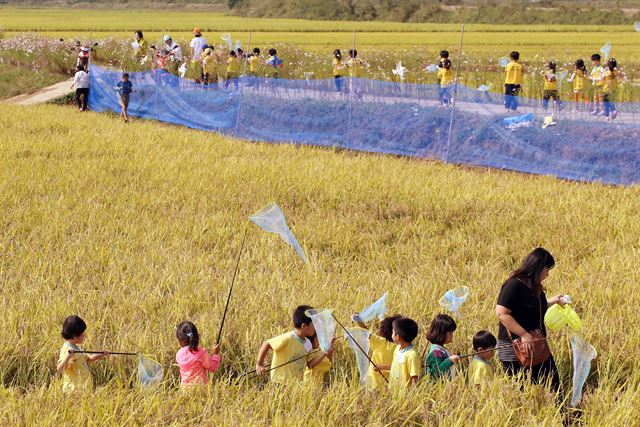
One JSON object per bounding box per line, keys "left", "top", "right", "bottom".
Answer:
{"left": 175, "top": 321, "right": 221, "bottom": 386}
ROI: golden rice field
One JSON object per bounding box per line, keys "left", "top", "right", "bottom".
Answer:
{"left": 1, "top": 102, "right": 640, "bottom": 425}
{"left": 1, "top": 8, "right": 639, "bottom": 58}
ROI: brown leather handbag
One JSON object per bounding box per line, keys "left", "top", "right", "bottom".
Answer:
{"left": 510, "top": 289, "right": 551, "bottom": 367}
{"left": 511, "top": 329, "right": 551, "bottom": 367}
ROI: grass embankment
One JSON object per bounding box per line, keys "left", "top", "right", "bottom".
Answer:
{"left": 0, "top": 103, "right": 639, "bottom": 424}
{"left": 0, "top": 63, "right": 63, "bottom": 99}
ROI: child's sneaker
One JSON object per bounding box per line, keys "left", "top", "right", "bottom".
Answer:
{"left": 597, "top": 111, "right": 607, "bottom": 116}
{"left": 589, "top": 110, "right": 599, "bottom": 116}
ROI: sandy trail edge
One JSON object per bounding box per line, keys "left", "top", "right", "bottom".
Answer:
{"left": 5, "top": 80, "right": 73, "bottom": 105}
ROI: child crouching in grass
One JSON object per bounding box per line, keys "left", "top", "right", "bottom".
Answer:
{"left": 256, "top": 305, "right": 333, "bottom": 384}
{"left": 388, "top": 317, "right": 421, "bottom": 390}
{"left": 425, "top": 314, "right": 460, "bottom": 380}
{"left": 468, "top": 330, "right": 496, "bottom": 386}
{"left": 57, "top": 315, "right": 108, "bottom": 393}
{"left": 175, "top": 321, "right": 221, "bottom": 386}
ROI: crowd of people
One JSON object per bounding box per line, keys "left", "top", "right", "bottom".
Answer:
{"left": 68, "top": 27, "right": 623, "bottom": 124}
{"left": 58, "top": 248, "right": 569, "bottom": 397}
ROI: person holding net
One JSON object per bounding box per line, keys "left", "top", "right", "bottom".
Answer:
{"left": 255, "top": 305, "right": 333, "bottom": 384}
{"left": 175, "top": 321, "right": 221, "bottom": 386}
{"left": 57, "top": 315, "right": 109, "bottom": 393}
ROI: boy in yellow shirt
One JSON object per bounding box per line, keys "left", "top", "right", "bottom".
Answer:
{"left": 468, "top": 331, "right": 496, "bottom": 386}
{"left": 256, "top": 305, "right": 332, "bottom": 384}
{"left": 388, "top": 317, "right": 421, "bottom": 391}
{"left": 56, "top": 315, "right": 108, "bottom": 393}
{"left": 224, "top": 50, "right": 240, "bottom": 90}
{"left": 247, "top": 47, "right": 261, "bottom": 76}
{"left": 588, "top": 53, "right": 606, "bottom": 116}
{"left": 437, "top": 58, "right": 455, "bottom": 106}
{"left": 504, "top": 51, "right": 523, "bottom": 111}
{"left": 247, "top": 47, "right": 262, "bottom": 90}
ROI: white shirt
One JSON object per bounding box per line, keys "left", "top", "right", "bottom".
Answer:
{"left": 190, "top": 36, "right": 208, "bottom": 60}
{"left": 166, "top": 42, "right": 182, "bottom": 62}
{"left": 73, "top": 70, "right": 90, "bottom": 89}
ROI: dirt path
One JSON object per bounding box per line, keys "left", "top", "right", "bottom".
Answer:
{"left": 5, "top": 80, "right": 73, "bottom": 106}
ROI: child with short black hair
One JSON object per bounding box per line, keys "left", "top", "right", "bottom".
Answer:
{"left": 266, "top": 48, "right": 283, "bottom": 78}
{"left": 589, "top": 53, "right": 606, "bottom": 115}
{"left": 248, "top": 47, "right": 261, "bottom": 77}
{"left": 439, "top": 50, "right": 450, "bottom": 68}
{"left": 225, "top": 50, "right": 239, "bottom": 90}
{"left": 175, "top": 321, "right": 221, "bottom": 386}
{"left": 346, "top": 49, "right": 364, "bottom": 78}
{"left": 256, "top": 305, "right": 332, "bottom": 384}
{"left": 388, "top": 317, "right": 421, "bottom": 390}
{"left": 425, "top": 314, "right": 460, "bottom": 380}
{"left": 504, "top": 51, "right": 523, "bottom": 111}
{"left": 468, "top": 330, "right": 497, "bottom": 386}
{"left": 57, "top": 315, "right": 108, "bottom": 393}
{"left": 114, "top": 73, "right": 133, "bottom": 122}
{"left": 353, "top": 314, "right": 401, "bottom": 389}
{"left": 437, "top": 58, "right": 455, "bottom": 105}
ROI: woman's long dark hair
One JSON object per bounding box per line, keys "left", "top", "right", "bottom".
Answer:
{"left": 508, "top": 247, "right": 555, "bottom": 294}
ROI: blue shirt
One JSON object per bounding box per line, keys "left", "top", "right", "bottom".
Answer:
{"left": 116, "top": 80, "right": 133, "bottom": 95}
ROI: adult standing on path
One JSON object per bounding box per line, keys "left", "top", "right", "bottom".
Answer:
{"left": 495, "top": 247, "right": 567, "bottom": 391}
{"left": 190, "top": 27, "right": 208, "bottom": 83}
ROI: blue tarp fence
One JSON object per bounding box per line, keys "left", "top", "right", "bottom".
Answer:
{"left": 89, "top": 65, "right": 640, "bottom": 185}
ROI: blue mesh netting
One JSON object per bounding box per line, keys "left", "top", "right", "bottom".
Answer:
{"left": 89, "top": 66, "right": 640, "bottom": 185}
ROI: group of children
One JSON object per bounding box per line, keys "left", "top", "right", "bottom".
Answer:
{"left": 331, "top": 49, "right": 365, "bottom": 93}
{"left": 197, "top": 45, "right": 285, "bottom": 89}
{"left": 57, "top": 307, "right": 498, "bottom": 393}
{"left": 504, "top": 51, "right": 620, "bottom": 120}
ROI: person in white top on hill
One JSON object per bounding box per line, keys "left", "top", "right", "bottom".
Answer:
{"left": 70, "top": 65, "right": 90, "bottom": 111}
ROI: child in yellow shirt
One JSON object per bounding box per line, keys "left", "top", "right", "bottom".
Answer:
{"left": 352, "top": 314, "right": 400, "bottom": 389}
{"left": 542, "top": 61, "right": 562, "bottom": 112}
{"left": 303, "top": 334, "right": 334, "bottom": 386}
{"left": 603, "top": 58, "right": 618, "bottom": 121}
{"left": 570, "top": 59, "right": 588, "bottom": 111}
{"left": 468, "top": 331, "right": 496, "bottom": 386}
{"left": 504, "top": 51, "right": 523, "bottom": 111}
{"left": 388, "top": 317, "right": 421, "bottom": 391}
{"left": 247, "top": 47, "right": 261, "bottom": 76}
{"left": 589, "top": 53, "right": 606, "bottom": 116}
{"left": 56, "top": 315, "right": 108, "bottom": 393}
{"left": 256, "top": 305, "right": 332, "bottom": 384}
{"left": 224, "top": 50, "right": 239, "bottom": 90}
{"left": 345, "top": 49, "right": 364, "bottom": 78}
{"left": 437, "top": 58, "right": 455, "bottom": 105}
{"left": 202, "top": 48, "right": 218, "bottom": 87}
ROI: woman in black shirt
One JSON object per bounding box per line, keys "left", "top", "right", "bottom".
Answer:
{"left": 496, "top": 248, "right": 567, "bottom": 391}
